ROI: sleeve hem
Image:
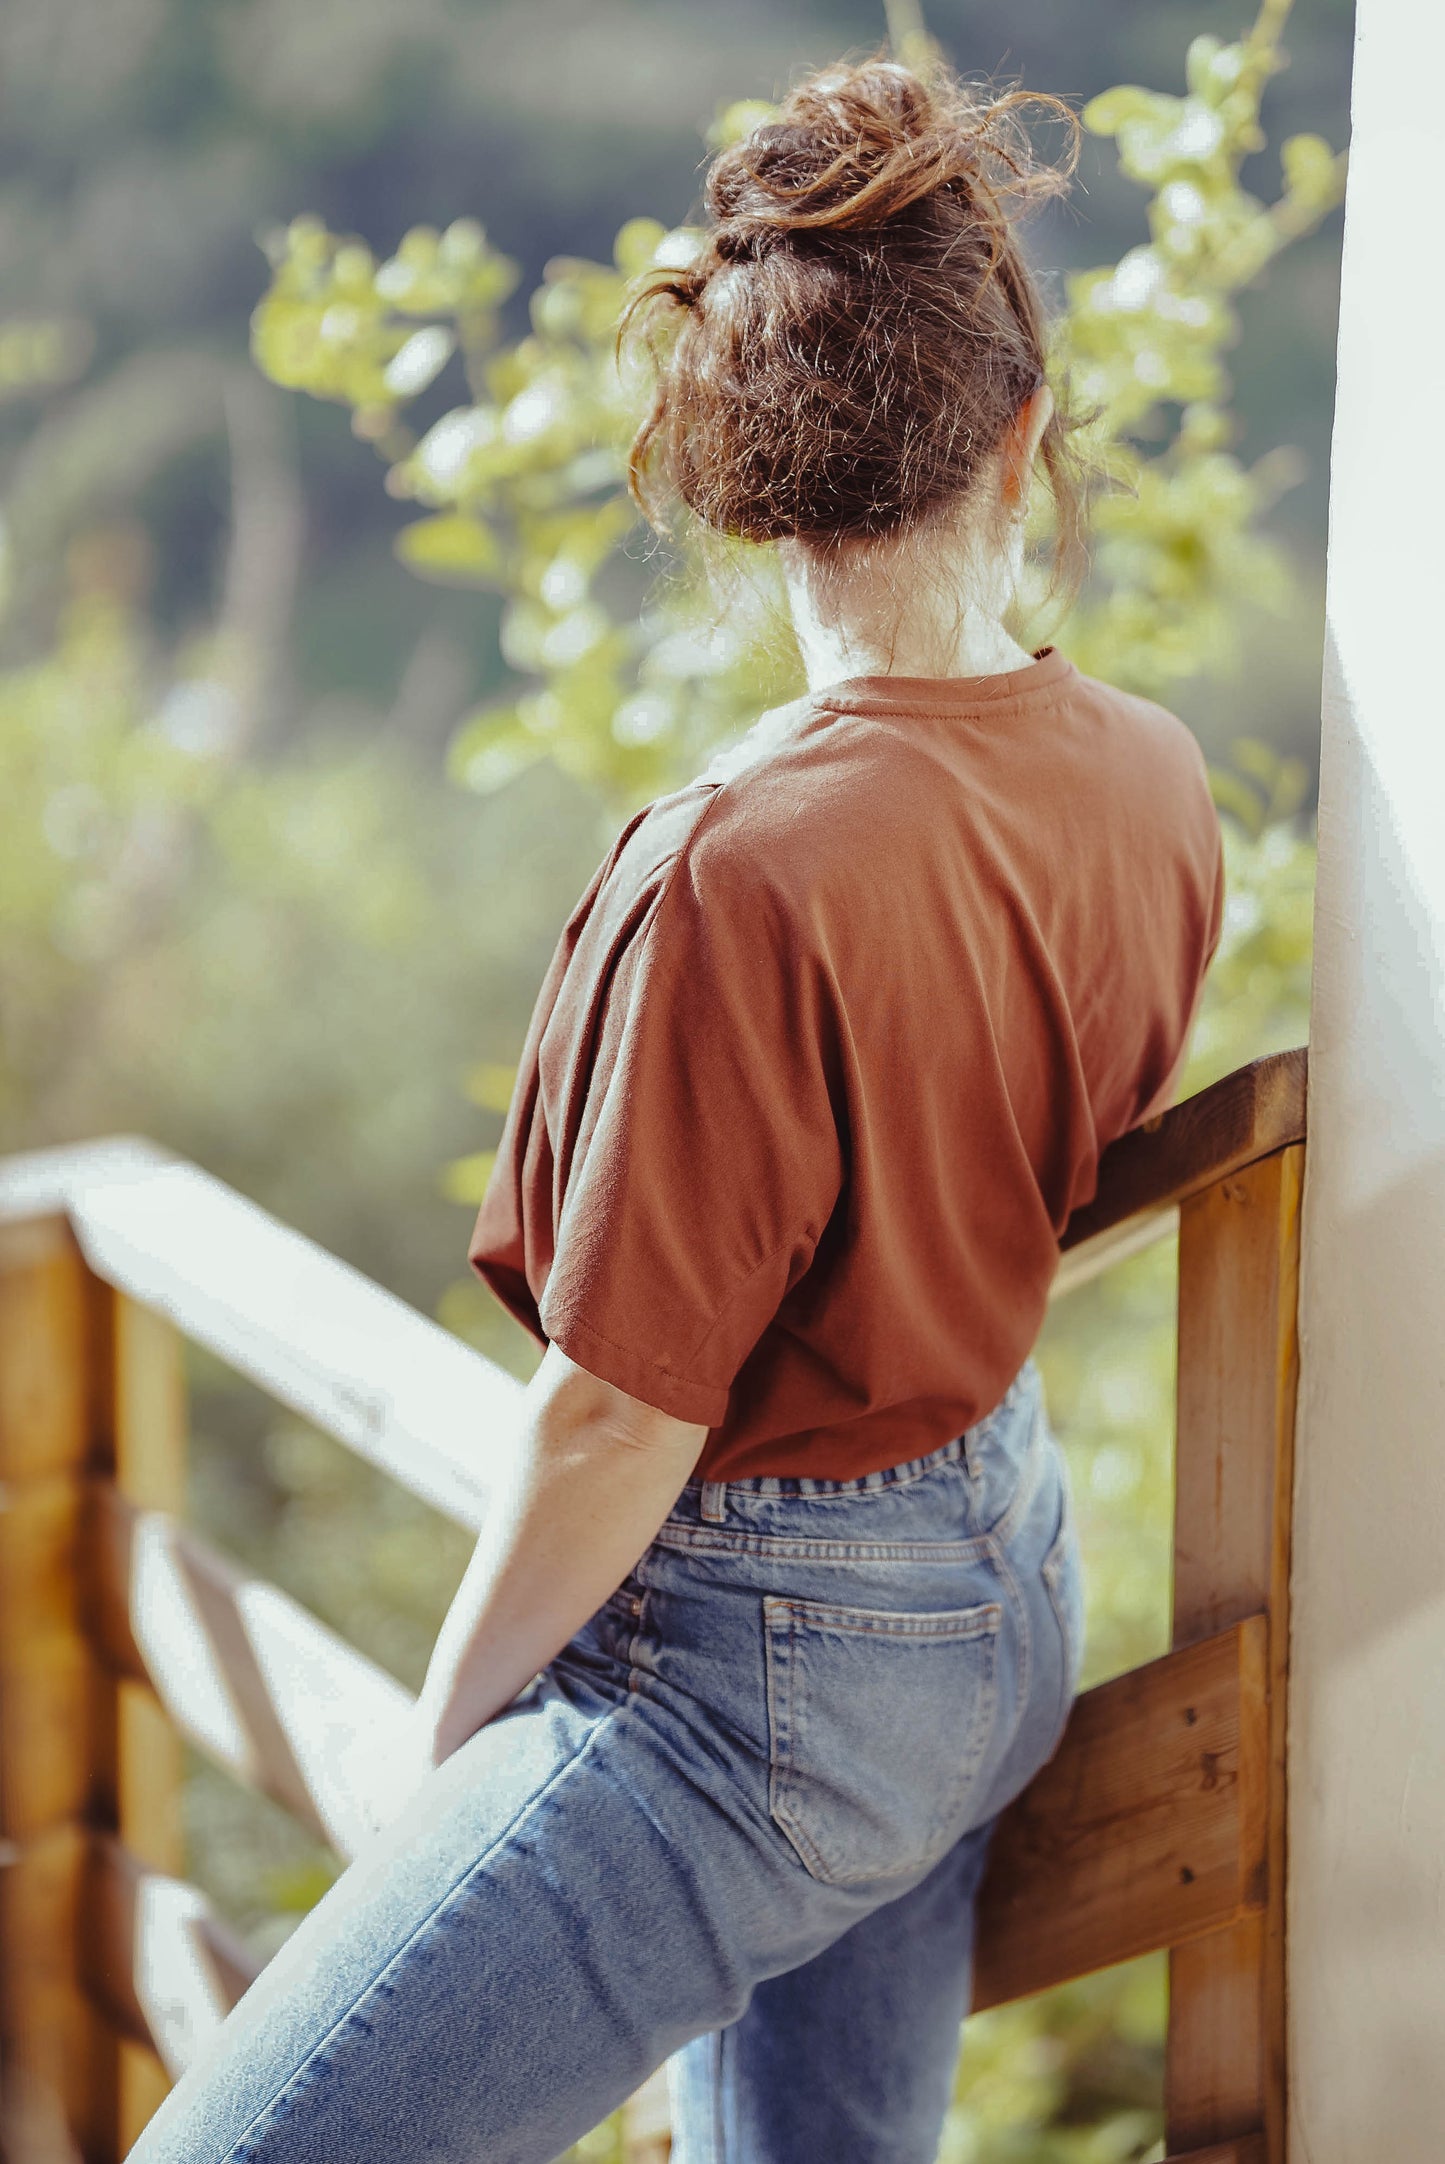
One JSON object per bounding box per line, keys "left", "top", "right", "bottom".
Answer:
{"left": 538, "top": 1304, "right": 728, "bottom": 1428}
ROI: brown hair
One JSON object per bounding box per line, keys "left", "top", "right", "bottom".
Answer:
{"left": 624, "top": 55, "right": 1085, "bottom": 580}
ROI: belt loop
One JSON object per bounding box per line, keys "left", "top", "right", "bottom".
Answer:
{"left": 700, "top": 1480, "right": 728, "bottom": 1524}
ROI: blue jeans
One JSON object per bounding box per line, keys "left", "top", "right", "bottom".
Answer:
{"left": 130, "top": 1355, "right": 1084, "bottom": 2164}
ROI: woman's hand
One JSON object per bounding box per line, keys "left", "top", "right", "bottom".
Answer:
{"left": 413, "top": 1343, "right": 709, "bottom": 1767}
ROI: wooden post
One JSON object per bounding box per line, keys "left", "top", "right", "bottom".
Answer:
{"left": 1165, "top": 1145, "right": 1303, "bottom": 2162}
{"left": 109, "top": 1298, "right": 186, "bottom": 2154}
{"left": 0, "top": 1220, "right": 186, "bottom": 2163}
{"left": 0, "top": 1219, "right": 118, "bottom": 2163}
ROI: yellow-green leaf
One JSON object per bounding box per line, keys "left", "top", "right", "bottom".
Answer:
{"left": 440, "top": 1149, "right": 497, "bottom": 1205}
{"left": 393, "top": 513, "right": 502, "bottom": 587}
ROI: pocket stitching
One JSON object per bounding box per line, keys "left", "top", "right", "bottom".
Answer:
{"left": 764, "top": 1595, "right": 1004, "bottom": 1888}
{"left": 767, "top": 1594, "right": 1003, "bottom": 1642}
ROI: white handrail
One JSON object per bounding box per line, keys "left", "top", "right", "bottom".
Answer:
{"left": 0, "top": 1139, "right": 522, "bottom": 1531}
{"left": 0, "top": 1129, "right": 1162, "bottom": 1539}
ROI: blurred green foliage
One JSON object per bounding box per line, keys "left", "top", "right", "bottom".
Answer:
{"left": 0, "top": 550, "right": 610, "bottom": 1310}
{"left": 248, "top": 0, "right": 1343, "bottom": 809}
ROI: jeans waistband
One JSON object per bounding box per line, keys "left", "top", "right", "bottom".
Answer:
{"left": 674, "top": 1358, "right": 1042, "bottom": 1533}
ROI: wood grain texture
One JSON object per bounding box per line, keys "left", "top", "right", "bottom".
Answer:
{"left": 0, "top": 1222, "right": 119, "bottom": 2164}
{"left": 0, "top": 1215, "right": 102, "bottom": 1485}
{"left": 972, "top": 1618, "right": 1268, "bottom": 2010}
{"left": 1, "top": 1826, "right": 108, "bottom": 2164}
{"left": 1166, "top": 1145, "right": 1303, "bottom": 2163}
{"left": 110, "top": 1297, "right": 187, "bottom": 2154}
{"left": 1062, "top": 1049, "right": 1306, "bottom": 1253}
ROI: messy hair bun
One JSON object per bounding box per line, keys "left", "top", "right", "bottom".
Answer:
{"left": 625, "top": 56, "right": 1083, "bottom": 567}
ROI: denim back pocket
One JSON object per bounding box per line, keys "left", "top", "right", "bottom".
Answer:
{"left": 763, "top": 1594, "right": 1003, "bottom": 1888}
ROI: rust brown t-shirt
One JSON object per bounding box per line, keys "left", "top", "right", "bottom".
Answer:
{"left": 469, "top": 647, "right": 1224, "bottom": 1480}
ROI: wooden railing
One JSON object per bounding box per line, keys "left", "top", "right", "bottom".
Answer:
{"left": 0, "top": 1047, "right": 1307, "bottom": 2164}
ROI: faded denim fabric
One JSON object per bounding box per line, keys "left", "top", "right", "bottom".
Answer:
{"left": 129, "top": 1355, "right": 1084, "bottom": 2164}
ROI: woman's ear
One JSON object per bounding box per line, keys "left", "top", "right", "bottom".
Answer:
{"left": 1000, "top": 383, "right": 1056, "bottom": 510}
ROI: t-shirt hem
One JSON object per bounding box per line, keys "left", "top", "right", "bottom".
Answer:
{"left": 538, "top": 1305, "right": 727, "bottom": 1428}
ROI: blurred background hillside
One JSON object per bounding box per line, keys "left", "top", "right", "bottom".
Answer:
{"left": 1, "top": 0, "right": 1347, "bottom": 1276}
{"left": 0, "top": 4, "right": 1348, "bottom": 2156}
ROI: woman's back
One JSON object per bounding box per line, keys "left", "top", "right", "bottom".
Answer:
{"left": 472, "top": 644, "right": 1222, "bottom": 1479}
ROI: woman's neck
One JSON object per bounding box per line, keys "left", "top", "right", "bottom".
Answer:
{"left": 789, "top": 606, "right": 1036, "bottom": 692}
{"left": 780, "top": 523, "right": 1037, "bottom": 693}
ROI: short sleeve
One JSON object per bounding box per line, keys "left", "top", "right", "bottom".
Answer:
{"left": 530, "top": 827, "right": 844, "bottom": 1427}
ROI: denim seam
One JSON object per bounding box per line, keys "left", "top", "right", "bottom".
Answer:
{"left": 216, "top": 1699, "right": 638, "bottom": 2164}
{"left": 1040, "top": 1487, "right": 1082, "bottom": 1757}
{"left": 987, "top": 1393, "right": 1047, "bottom": 1550}
{"left": 652, "top": 1526, "right": 996, "bottom": 1563}
{"left": 988, "top": 1533, "right": 1032, "bottom": 1745}
{"left": 761, "top": 1601, "right": 804, "bottom": 1873}
{"left": 763, "top": 1596, "right": 1003, "bottom": 1642}
{"left": 625, "top": 1584, "right": 655, "bottom": 1695}
{"left": 763, "top": 1604, "right": 837, "bottom": 1884}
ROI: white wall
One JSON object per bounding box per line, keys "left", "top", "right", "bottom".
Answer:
{"left": 1289, "top": 0, "right": 1445, "bottom": 2153}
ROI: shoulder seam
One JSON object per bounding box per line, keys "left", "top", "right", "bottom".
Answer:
{"left": 631, "top": 765, "right": 777, "bottom": 955}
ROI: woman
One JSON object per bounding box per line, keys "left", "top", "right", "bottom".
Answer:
{"left": 133, "top": 55, "right": 1224, "bottom": 2164}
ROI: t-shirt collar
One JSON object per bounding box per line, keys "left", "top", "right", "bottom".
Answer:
{"left": 807, "top": 644, "right": 1074, "bottom": 718}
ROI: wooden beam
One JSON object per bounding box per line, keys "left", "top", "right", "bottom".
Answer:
{"left": 0, "top": 1219, "right": 120, "bottom": 2163}
{"left": 85, "top": 1489, "right": 414, "bottom": 1859}
{"left": 0, "top": 1058, "right": 1306, "bottom": 1536}
{"left": 972, "top": 1617, "right": 1267, "bottom": 2010}
{"left": 1062, "top": 1049, "right": 1306, "bottom": 1253}
{"left": 1166, "top": 1145, "right": 1303, "bottom": 2163}
{"left": 1164, "top": 2142, "right": 1266, "bottom": 2164}
{"left": 80, "top": 1837, "right": 258, "bottom": 2078}
{"left": 0, "top": 1059, "right": 1306, "bottom": 1541}
{"left": 1050, "top": 1203, "right": 1178, "bottom": 1303}
{"left": 0, "top": 1140, "right": 512, "bottom": 1533}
